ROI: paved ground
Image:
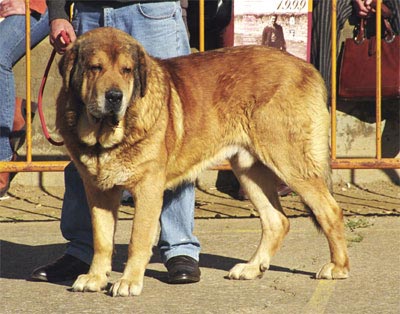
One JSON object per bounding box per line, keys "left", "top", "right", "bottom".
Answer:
{"left": 1, "top": 182, "right": 399, "bottom": 313}
{"left": 1, "top": 180, "right": 399, "bottom": 222}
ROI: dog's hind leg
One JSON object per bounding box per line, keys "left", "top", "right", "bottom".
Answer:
{"left": 285, "top": 176, "right": 349, "bottom": 279}
{"left": 227, "top": 151, "right": 290, "bottom": 280}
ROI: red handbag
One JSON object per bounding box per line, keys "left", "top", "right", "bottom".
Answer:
{"left": 338, "top": 17, "right": 400, "bottom": 101}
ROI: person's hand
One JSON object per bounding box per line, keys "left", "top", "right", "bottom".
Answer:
{"left": 353, "top": 0, "right": 373, "bottom": 17}
{"left": 353, "top": 0, "right": 391, "bottom": 18}
{"left": 0, "top": 0, "right": 26, "bottom": 18}
{"left": 363, "top": 0, "right": 378, "bottom": 14}
{"left": 49, "top": 19, "right": 77, "bottom": 54}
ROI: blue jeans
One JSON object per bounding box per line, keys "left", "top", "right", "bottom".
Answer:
{"left": 0, "top": 11, "right": 49, "bottom": 161}
{"left": 62, "top": 1, "right": 200, "bottom": 265}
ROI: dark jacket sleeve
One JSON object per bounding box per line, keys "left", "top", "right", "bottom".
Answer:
{"left": 46, "top": 0, "right": 71, "bottom": 22}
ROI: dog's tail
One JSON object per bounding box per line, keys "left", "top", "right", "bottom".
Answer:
{"left": 299, "top": 75, "right": 333, "bottom": 233}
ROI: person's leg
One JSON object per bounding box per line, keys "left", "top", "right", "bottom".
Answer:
{"left": 111, "top": 2, "right": 201, "bottom": 282}
{"left": 30, "top": 8, "right": 102, "bottom": 281}
{"left": 158, "top": 183, "right": 200, "bottom": 261}
{"left": 30, "top": 162, "right": 92, "bottom": 282}
{"left": 0, "top": 12, "right": 49, "bottom": 198}
{"left": 0, "top": 17, "right": 23, "bottom": 165}
{"left": 0, "top": 12, "right": 49, "bottom": 161}
{"left": 52, "top": 5, "right": 103, "bottom": 264}
{"left": 61, "top": 163, "right": 94, "bottom": 264}
{"left": 113, "top": 2, "right": 190, "bottom": 58}
{"left": 115, "top": 0, "right": 200, "bottom": 257}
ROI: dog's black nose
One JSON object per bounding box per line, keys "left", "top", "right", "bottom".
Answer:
{"left": 105, "top": 89, "right": 123, "bottom": 111}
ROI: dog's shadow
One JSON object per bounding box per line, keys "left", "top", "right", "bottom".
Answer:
{"left": 147, "top": 256, "right": 314, "bottom": 284}
{"left": 0, "top": 241, "right": 314, "bottom": 286}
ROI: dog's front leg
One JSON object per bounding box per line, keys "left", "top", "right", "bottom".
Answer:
{"left": 110, "top": 176, "right": 164, "bottom": 297}
{"left": 72, "top": 184, "right": 120, "bottom": 293}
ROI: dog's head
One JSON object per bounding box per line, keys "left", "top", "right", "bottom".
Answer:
{"left": 58, "top": 27, "right": 148, "bottom": 147}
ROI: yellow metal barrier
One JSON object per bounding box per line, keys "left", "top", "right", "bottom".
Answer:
{"left": 0, "top": 0, "right": 398, "bottom": 176}
{"left": 199, "top": 0, "right": 205, "bottom": 52}
{"left": 25, "top": 0, "right": 32, "bottom": 163}
{"left": 330, "top": 0, "right": 400, "bottom": 169}
{"left": 0, "top": 0, "right": 68, "bottom": 173}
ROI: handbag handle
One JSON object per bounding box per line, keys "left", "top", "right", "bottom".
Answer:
{"left": 354, "top": 18, "right": 367, "bottom": 44}
{"left": 382, "top": 19, "right": 395, "bottom": 43}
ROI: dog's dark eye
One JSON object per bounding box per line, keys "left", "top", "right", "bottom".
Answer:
{"left": 122, "top": 67, "right": 132, "bottom": 74}
{"left": 90, "top": 65, "right": 103, "bottom": 72}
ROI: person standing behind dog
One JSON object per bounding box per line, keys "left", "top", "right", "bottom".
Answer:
{"left": 0, "top": 0, "right": 49, "bottom": 199}
{"left": 30, "top": 0, "right": 201, "bottom": 285}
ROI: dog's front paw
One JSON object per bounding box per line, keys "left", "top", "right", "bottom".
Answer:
{"left": 72, "top": 273, "right": 108, "bottom": 292}
{"left": 316, "top": 262, "right": 349, "bottom": 280}
{"left": 110, "top": 278, "right": 143, "bottom": 297}
{"left": 227, "top": 263, "right": 266, "bottom": 280}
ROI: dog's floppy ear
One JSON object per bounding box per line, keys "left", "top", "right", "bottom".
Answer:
{"left": 134, "top": 45, "right": 148, "bottom": 98}
{"left": 59, "top": 44, "right": 78, "bottom": 91}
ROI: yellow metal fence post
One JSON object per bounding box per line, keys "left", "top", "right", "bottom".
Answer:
{"left": 25, "top": 0, "right": 32, "bottom": 162}
{"left": 199, "top": 0, "right": 205, "bottom": 52}
{"left": 331, "top": 0, "right": 337, "bottom": 161}
{"left": 375, "top": 1, "right": 382, "bottom": 160}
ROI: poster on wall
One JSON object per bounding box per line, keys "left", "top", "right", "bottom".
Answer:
{"left": 233, "top": 0, "right": 312, "bottom": 61}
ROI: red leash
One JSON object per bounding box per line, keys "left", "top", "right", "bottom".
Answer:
{"left": 37, "top": 31, "right": 70, "bottom": 146}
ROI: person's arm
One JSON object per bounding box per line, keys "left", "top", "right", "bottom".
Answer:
{"left": 47, "top": 0, "right": 69, "bottom": 21}
{"left": 46, "top": 0, "right": 76, "bottom": 54}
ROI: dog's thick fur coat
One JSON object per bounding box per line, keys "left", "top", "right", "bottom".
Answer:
{"left": 56, "top": 27, "right": 349, "bottom": 297}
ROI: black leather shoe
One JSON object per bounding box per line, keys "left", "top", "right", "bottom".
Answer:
{"left": 30, "top": 254, "right": 90, "bottom": 282}
{"left": 165, "top": 255, "right": 200, "bottom": 284}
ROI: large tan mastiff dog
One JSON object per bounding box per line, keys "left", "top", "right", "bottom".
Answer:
{"left": 56, "top": 27, "right": 349, "bottom": 297}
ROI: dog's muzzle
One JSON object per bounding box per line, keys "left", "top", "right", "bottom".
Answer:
{"left": 99, "top": 88, "right": 123, "bottom": 125}
{"left": 105, "top": 88, "right": 123, "bottom": 114}
{"left": 86, "top": 88, "right": 124, "bottom": 126}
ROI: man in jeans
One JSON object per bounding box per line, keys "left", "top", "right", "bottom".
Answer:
{"left": 31, "top": 0, "right": 200, "bottom": 285}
